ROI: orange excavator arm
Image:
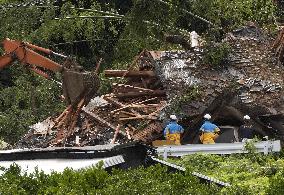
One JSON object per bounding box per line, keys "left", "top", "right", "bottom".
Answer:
{"left": 0, "top": 38, "right": 65, "bottom": 78}
{"left": 0, "top": 38, "right": 100, "bottom": 105}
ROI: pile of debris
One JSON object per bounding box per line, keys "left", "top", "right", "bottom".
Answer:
{"left": 149, "top": 24, "right": 284, "bottom": 143}
{"left": 17, "top": 25, "right": 284, "bottom": 148}
{"left": 17, "top": 51, "right": 167, "bottom": 148}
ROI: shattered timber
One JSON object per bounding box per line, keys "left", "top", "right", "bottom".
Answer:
{"left": 16, "top": 25, "right": 284, "bottom": 148}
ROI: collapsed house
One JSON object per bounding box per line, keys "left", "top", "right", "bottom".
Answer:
{"left": 17, "top": 25, "right": 284, "bottom": 148}
{"left": 151, "top": 25, "right": 284, "bottom": 144}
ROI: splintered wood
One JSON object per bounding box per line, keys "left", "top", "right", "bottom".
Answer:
{"left": 273, "top": 28, "right": 284, "bottom": 64}
{"left": 97, "top": 94, "right": 166, "bottom": 143}
{"left": 32, "top": 50, "right": 166, "bottom": 147}
{"left": 85, "top": 50, "right": 167, "bottom": 144}
{"left": 51, "top": 98, "right": 86, "bottom": 145}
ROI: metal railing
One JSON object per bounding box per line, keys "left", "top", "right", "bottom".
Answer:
{"left": 157, "top": 140, "right": 281, "bottom": 159}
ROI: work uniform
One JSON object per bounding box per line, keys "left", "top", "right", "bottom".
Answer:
{"left": 164, "top": 121, "right": 184, "bottom": 145}
{"left": 238, "top": 124, "right": 254, "bottom": 141}
{"left": 199, "top": 121, "right": 220, "bottom": 144}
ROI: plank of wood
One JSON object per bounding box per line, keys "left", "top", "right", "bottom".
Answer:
{"left": 119, "top": 111, "right": 138, "bottom": 116}
{"left": 54, "top": 105, "right": 72, "bottom": 123}
{"left": 113, "top": 90, "right": 166, "bottom": 98}
{"left": 148, "top": 103, "right": 168, "bottom": 117}
{"left": 65, "top": 98, "right": 85, "bottom": 138}
{"left": 103, "top": 96, "right": 141, "bottom": 116}
{"left": 128, "top": 104, "right": 160, "bottom": 108}
{"left": 111, "top": 97, "right": 157, "bottom": 114}
{"left": 119, "top": 115, "right": 157, "bottom": 121}
{"left": 111, "top": 124, "right": 121, "bottom": 144}
{"left": 113, "top": 83, "right": 153, "bottom": 92}
{"left": 104, "top": 70, "right": 156, "bottom": 78}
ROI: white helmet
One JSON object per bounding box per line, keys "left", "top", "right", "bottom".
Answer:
{"left": 204, "top": 114, "right": 211, "bottom": 120}
{"left": 170, "top": 115, "right": 177, "bottom": 120}
{"left": 243, "top": 115, "right": 250, "bottom": 120}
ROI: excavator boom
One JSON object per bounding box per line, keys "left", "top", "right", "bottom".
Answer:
{"left": 0, "top": 38, "right": 100, "bottom": 104}
{"left": 0, "top": 55, "right": 13, "bottom": 69}
{"left": 0, "top": 39, "right": 63, "bottom": 72}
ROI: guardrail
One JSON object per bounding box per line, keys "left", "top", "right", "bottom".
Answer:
{"left": 150, "top": 156, "right": 231, "bottom": 187}
{"left": 157, "top": 140, "right": 281, "bottom": 159}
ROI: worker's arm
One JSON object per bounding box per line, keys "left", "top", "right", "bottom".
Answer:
{"left": 214, "top": 127, "right": 221, "bottom": 133}
{"left": 199, "top": 124, "right": 205, "bottom": 132}
{"left": 163, "top": 126, "right": 170, "bottom": 137}
{"left": 213, "top": 124, "right": 220, "bottom": 133}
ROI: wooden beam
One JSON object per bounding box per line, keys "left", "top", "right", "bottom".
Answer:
{"left": 112, "top": 83, "right": 153, "bottom": 92}
{"left": 148, "top": 103, "right": 168, "bottom": 117}
{"left": 103, "top": 95, "right": 141, "bottom": 116}
{"left": 65, "top": 98, "right": 85, "bottom": 138}
{"left": 111, "top": 97, "right": 157, "bottom": 114}
{"left": 111, "top": 124, "right": 121, "bottom": 144}
{"left": 119, "top": 111, "right": 138, "bottom": 116}
{"left": 113, "top": 90, "right": 166, "bottom": 98}
{"left": 104, "top": 70, "right": 156, "bottom": 77}
{"left": 82, "top": 108, "right": 117, "bottom": 130}
{"left": 54, "top": 105, "right": 72, "bottom": 123}
{"left": 119, "top": 115, "right": 157, "bottom": 121}
{"left": 103, "top": 95, "right": 125, "bottom": 107}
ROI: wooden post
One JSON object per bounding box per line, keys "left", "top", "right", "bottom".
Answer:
{"left": 111, "top": 124, "right": 121, "bottom": 144}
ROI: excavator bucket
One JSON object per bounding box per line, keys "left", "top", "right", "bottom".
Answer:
{"left": 60, "top": 59, "right": 100, "bottom": 105}
{"left": 62, "top": 70, "right": 100, "bottom": 105}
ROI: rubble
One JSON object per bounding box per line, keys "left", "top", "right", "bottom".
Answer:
{"left": 16, "top": 25, "right": 284, "bottom": 147}
{"left": 17, "top": 50, "right": 167, "bottom": 148}
{"left": 145, "top": 24, "right": 284, "bottom": 143}
{"left": 29, "top": 117, "right": 55, "bottom": 135}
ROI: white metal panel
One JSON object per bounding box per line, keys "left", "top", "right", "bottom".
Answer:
{"left": 0, "top": 155, "right": 124, "bottom": 175}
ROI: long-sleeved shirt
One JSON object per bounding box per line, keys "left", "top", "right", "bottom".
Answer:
{"left": 199, "top": 120, "right": 220, "bottom": 133}
{"left": 163, "top": 121, "right": 184, "bottom": 136}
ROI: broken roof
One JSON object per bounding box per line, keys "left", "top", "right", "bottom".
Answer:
{"left": 148, "top": 25, "right": 284, "bottom": 117}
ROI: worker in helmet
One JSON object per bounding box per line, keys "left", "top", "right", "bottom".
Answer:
{"left": 164, "top": 115, "right": 184, "bottom": 145}
{"left": 238, "top": 115, "right": 255, "bottom": 142}
{"left": 199, "top": 114, "right": 220, "bottom": 144}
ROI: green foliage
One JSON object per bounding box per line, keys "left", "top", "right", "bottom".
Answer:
{"left": 190, "top": 0, "right": 276, "bottom": 31}
{"left": 168, "top": 86, "right": 200, "bottom": 115}
{"left": 0, "top": 0, "right": 279, "bottom": 144}
{"left": 0, "top": 68, "right": 65, "bottom": 143}
{"left": 0, "top": 163, "right": 220, "bottom": 194}
{"left": 203, "top": 42, "right": 231, "bottom": 67}
{"left": 244, "top": 138, "right": 258, "bottom": 153}
{"left": 0, "top": 0, "right": 120, "bottom": 144}
{"left": 176, "top": 153, "right": 284, "bottom": 194}
{"left": 267, "top": 170, "right": 284, "bottom": 195}
{"left": 1, "top": 154, "right": 284, "bottom": 194}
